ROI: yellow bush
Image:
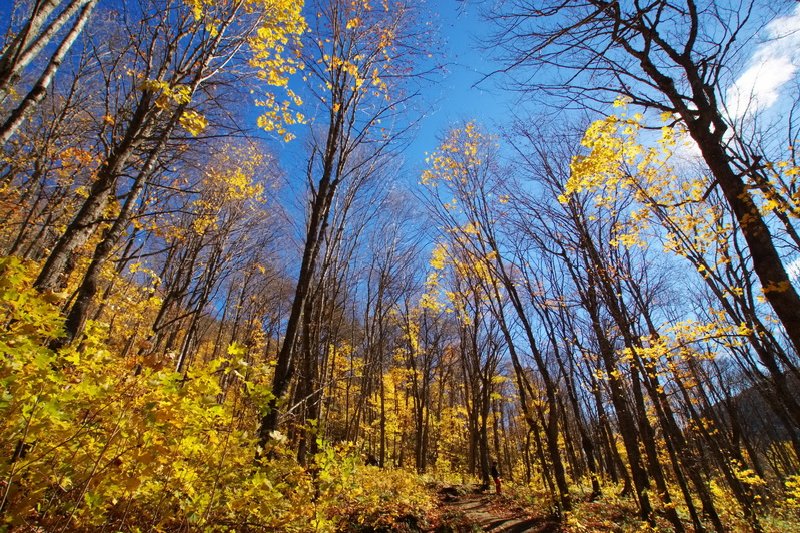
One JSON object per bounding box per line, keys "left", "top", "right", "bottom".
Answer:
{"left": 786, "top": 475, "right": 800, "bottom": 510}
{"left": 311, "top": 443, "right": 434, "bottom": 531}
{"left": 0, "top": 257, "right": 434, "bottom": 531}
{"left": 0, "top": 257, "right": 308, "bottom": 530}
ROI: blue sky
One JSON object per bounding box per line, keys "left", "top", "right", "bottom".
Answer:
{"left": 0, "top": 0, "right": 509, "bottom": 170}
{"left": 403, "top": 1, "right": 510, "bottom": 166}
{"left": 3, "top": 0, "right": 799, "bottom": 278}
{"left": 0, "top": 0, "right": 519, "bottom": 172}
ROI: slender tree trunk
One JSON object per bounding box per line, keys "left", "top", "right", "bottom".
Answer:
{"left": 546, "top": 308, "right": 602, "bottom": 498}
{"left": 0, "top": 0, "right": 67, "bottom": 98}
{"left": 379, "top": 367, "right": 387, "bottom": 468}
{"left": 59, "top": 137, "right": 163, "bottom": 345}
{"left": 34, "top": 89, "right": 155, "bottom": 291}
{"left": 0, "top": 0, "right": 97, "bottom": 144}
{"left": 257, "top": 110, "right": 343, "bottom": 450}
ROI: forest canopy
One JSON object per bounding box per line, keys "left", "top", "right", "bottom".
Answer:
{"left": 1, "top": 0, "right": 800, "bottom": 531}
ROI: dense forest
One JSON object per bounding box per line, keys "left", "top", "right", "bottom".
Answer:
{"left": 2, "top": 0, "right": 800, "bottom": 531}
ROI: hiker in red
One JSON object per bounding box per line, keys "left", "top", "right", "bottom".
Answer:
{"left": 491, "top": 461, "right": 501, "bottom": 495}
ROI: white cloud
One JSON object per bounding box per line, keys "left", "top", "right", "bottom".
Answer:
{"left": 788, "top": 256, "right": 800, "bottom": 283}
{"left": 725, "top": 5, "right": 800, "bottom": 120}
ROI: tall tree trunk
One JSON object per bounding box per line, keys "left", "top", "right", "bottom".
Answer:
{"left": 0, "top": 0, "right": 78, "bottom": 98}
{"left": 0, "top": 0, "right": 97, "bottom": 144}
{"left": 34, "top": 89, "right": 155, "bottom": 291}
{"left": 257, "top": 109, "right": 343, "bottom": 450}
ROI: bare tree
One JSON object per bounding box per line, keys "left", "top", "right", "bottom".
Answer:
{"left": 492, "top": 0, "right": 800, "bottom": 358}
{"left": 257, "top": 0, "right": 436, "bottom": 449}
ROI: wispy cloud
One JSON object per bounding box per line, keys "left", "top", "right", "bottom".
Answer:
{"left": 788, "top": 256, "right": 800, "bottom": 284}
{"left": 725, "top": 5, "right": 800, "bottom": 120}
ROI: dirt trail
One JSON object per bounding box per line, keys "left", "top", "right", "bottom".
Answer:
{"left": 431, "top": 487, "right": 560, "bottom": 532}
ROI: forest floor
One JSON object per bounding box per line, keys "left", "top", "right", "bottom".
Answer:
{"left": 427, "top": 485, "right": 561, "bottom": 532}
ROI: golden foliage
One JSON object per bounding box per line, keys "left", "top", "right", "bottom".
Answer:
{"left": 0, "top": 257, "right": 434, "bottom": 530}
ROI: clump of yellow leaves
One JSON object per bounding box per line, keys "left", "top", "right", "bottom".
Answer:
{"left": 248, "top": 0, "right": 307, "bottom": 141}
{"left": 141, "top": 79, "right": 193, "bottom": 108}
{"left": 731, "top": 459, "right": 767, "bottom": 488}
{"left": 416, "top": 242, "right": 448, "bottom": 313}
{"left": 785, "top": 475, "right": 800, "bottom": 510}
{"left": 422, "top": 121, "right": 485, "bottom": 186}
{"left": 756, "top": 158, "right": 800, "bottom": 218}
{"left": 429, "top": 242, "right": 448, "bottom": 270}
{"left": 179, "top": 110, "right": 209, "bottom": 136}
{"left": 189, "top": 144, "right": 266, "bottom": 235}
{"left": 140, "top": 79, "right": 211, "bottom": 136}
{"left": 179, "top": 0, "right": 306, "bottom": 141}
{"left": 562, "top": 103, "right": 735, "bottom": 259}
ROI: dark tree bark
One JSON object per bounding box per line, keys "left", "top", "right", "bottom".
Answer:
{"left": 493, "top": 0, "right": 800, "bottom": 359}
